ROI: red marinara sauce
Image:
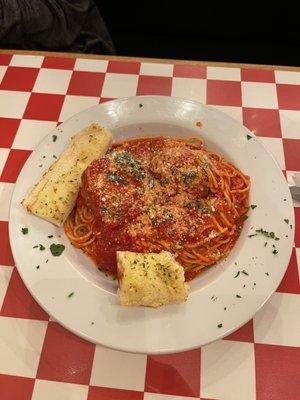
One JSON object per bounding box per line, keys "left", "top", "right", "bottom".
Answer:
{"left": 77, "top": 136, "right": 248, "bottom": 279}
{"left": 80, "top": 137, "right": 212, "bottom": 275}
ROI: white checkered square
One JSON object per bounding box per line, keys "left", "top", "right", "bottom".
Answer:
{"left": 279, "top": 110, "right": 300, "bottom": 139}
{"left": 201, "top": 340, "right": 255, "bottom": 400}
{"left": 242, "top": 82, "right": 278, "bottom": 109}
{"left": 90, "top": 346, "right": 147, "bottom": 391}
{"left": 140, "top": 62, "right": 173, "bottom": 77}
{"left": 0, "top": 182, "right": 14, "bottom": 220}
{"left": 171, "top": 77, "right": 206, "bottom": 103}
{"left": 254, "top": 292, "right": 300, "bottom": 347}
{"left": 0, "top": 266, "right": 13, "bottom": 310}
{"left": 33, "top": 68, "right": 72, "bottom": 94}
{"left": 207, "top": 66, "right": 241, "bottom": 81}
{"left": 0, "top": 66, "right": 7, "bottom": 84}
{"left": 101, "top": 73, "right": 138, "bottom": 98}
{"left": 0, "top": 90, "right": 30, "bottom": 118}
{"left": 59, "top": 95, "right": 100, "bottom": 122}
{"left": 0, "top": 148, "right": 10, "bottom": 176}
{"left": 275, "top": 70, "right": 300, "bottom": 84}
{"left": 0, "top": 317, "right": 47, "bottom": 377}
{"left": 259, "top": 137, "right": 286, "bottom": 169}
{"left": 10, "top": 55, "right": 44, "bottom": 68}
{"left": 74, "top": 58, "right": 108, "bottom": 72}
{"left": 210, "top": 105, "right": 243, "bottom": 123}
{"left": 32, "top": 380, "right": 88, "bottom": 400}
{"left": 12, "top": 120, "right": 56, "bottom": 150}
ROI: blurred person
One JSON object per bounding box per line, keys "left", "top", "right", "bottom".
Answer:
{"left": 0, "top": 0, "right": 115, "bottom": 54}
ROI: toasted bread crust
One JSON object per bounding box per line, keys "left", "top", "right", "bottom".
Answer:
{"left": 22, "top": 124, "right": 112, "bottom": 226}
{"left": 117, "top": 251, "right": 189, "bottom": 308}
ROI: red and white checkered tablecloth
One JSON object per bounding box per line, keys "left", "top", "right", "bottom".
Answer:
{"left": 0, "top": 53, "right": 299, "bottom": 400}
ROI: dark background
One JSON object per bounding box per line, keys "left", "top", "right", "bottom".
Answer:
{"left": 99, "top": 2, "right": 300, "bottom": 66}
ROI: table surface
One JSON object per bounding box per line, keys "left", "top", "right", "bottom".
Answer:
{"left": 0, "top": 51, "right": 299, "bottom": 400}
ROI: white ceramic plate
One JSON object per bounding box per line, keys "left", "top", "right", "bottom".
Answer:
{"left": 9, "top": 96, "right": 294, "bottom": 354}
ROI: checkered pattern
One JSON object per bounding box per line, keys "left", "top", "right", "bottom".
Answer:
{"left": 0, "top": 54, "right": 299, "bottom": 400}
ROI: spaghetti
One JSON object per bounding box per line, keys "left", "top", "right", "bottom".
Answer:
{"left": 64, "top": 137, "right": 250, "bottom": 281}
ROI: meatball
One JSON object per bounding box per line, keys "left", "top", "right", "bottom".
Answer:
{"left": 150, "top": 146, "right": 209, "bottom": 197}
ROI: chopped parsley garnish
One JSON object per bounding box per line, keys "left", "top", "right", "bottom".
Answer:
{"left": 36, "top": 265, "right": 40, "bottom": 269}
{"left": 290, "top": 224, "right": 293, "bottom": 229}
{"left": 236, "top": 294, "right": 242, "bottom": 298}
{"left": 234, "top": 271, "right": 240, "bottom": 278}
{"left": 42, "top": 155, "right": 46, "bottom": 159}
{"left": 264, "top": 242, "right": 268, "bottom": 247}
{"left": 39, "top": 244, "right": 45, "bottom": 251}
{"left": 39, "top": 164, "right": 43, "bottom": 167}
{"left": 115, "top": 151, "right": 133, "bottom": 165}
{"left": 182, "top": 170, "right": 197, "bottom": 184}
{"left": 195, "top": 199, "right": 210, "bottom": 214}
{"left": 145, "top": 206, "right": 151, "bottom": 215}
{"left": 67, "top": 292, "right": 74, "bottom": 298}
{"left": 164, "top": 210, "right": 173, "bottom": 221}
{"left": 217, "top": 323, "right": 223, "bottom": 328}
{"left": 284, "top": 219, "right": 289, "bottom": 224}
{"left": 52, "top": 134, "right": 57, "bottom": 142}
{"left": 255, "top": 229, "right": 279, "bottom": 240}
{"left": 91, "top": 321, "right": 95, "bottom": 325}
{"left": 178, "top": 240, "right": 184, "bottom": 246}
{"left": 46, "top": 259, "right": 49, "bottom": 263}
{"left": 246, "top": 134, "right": 252, "bottom": 140}
{"left": 272, "top": 249, "right": 278, "bottom": 255}
{"left": 248, "top": 234, "right": 257, "bottom": 238}
{"left": 100, "top": 206, "right": 108, "bottom": 213}
{"left": 224, "top": 307, "right": 227, "bottom": 310}
{"left": 139, "top": 103, "right": 143, "bottom": 108}
{"left": 106, "top": 172, "right": 129, "bottom": 185}
{"left": 33, "top": 245, "right": 38, "bottom": 248}
{"left": 250, "top": 204, "right": 257, "bottom": 210}
{"left": 48, "top": 235, "right": 53, "bottom": 238}
{"left": 50, "top": 243, "right": 65, "bottom": 256}
{"left": 107, "top": 172, "right": 121, "bottom": 182}
{"left": 114, "top": 151, "right": 145, "bottom": 181}
{"left": 53, "top": 155, "right": 57, "bottom": 159}
{"left": 265, "top": 272, "right": 269, "bottom": 276}
{"left": 151, "top": 218, "right": 159, "bottom": 228}
{"left": 134, "top": 170, "right": 145, "bottom": 181}
{"left": 242, "top": 270, "right": 249, "bottom": 276}
{"left": 21, "top": 227, "right": 28, "bottom": 235}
